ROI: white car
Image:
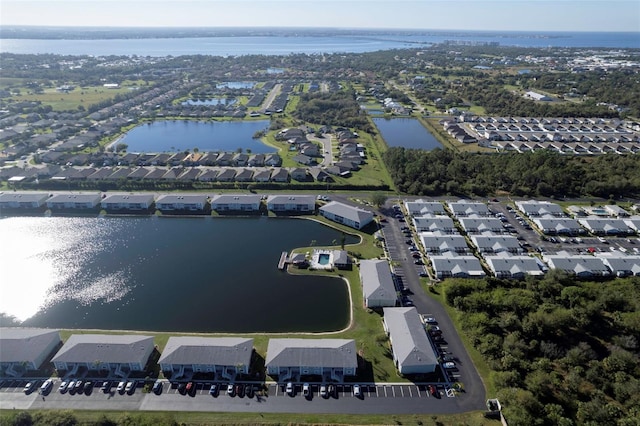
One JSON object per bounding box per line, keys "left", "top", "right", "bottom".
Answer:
{"left": 320, "top": 384, "right": 328, "bottom": 398}
{"left": 40, "top": 379, "right": 53, "bottom": 394}
{"left": 116, "top": 381, "right": 126, "bottom": 394}
{"left": 303, "top": 383, "right": 310, "bottom": 397}
{"left": 125, "top": 381, "right": 135, "bottom": 394}
{"left": 443, "top": 362, "right": 456, "bottom": 369}
{"left": 353, "top": 384, "right": 362, "bottom": 398}
{"left": 286, "top": 382, "right": 294, "bottom": 396}
{"left": 58, "top": 381, "right": 69, "bottom": 393}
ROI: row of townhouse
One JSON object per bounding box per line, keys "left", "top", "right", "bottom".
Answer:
{"left": 493, "top": 140, "right": 640, "bottom": 155}
{"left": 0, "top": 329, "right": 358, "bottom": 383}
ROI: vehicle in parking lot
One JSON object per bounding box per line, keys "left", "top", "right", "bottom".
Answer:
{"left": 116, "top": 381, "right": 126, "bottom": 394}
{"left": 40, "top": 379, "right": 53, "bottom": 395}
{"left": 101, "top": 381, "right": 111, "bottom": 394}
{"left": 303, "top": 383, "right": 310, "bottom": 398}
{"left": 208, "top": 383, "right": 218, "bottom": 396}
{"left": 83, "top": 381, "right": 94, "bottom": 394}
{"left": 125, "top": 381, "right": 135, "bottom": 394}
{"left": 286, "top": 381, "right": 294, "bottom": 396}
{"left": 59, "top": 381, "right": 69, "bottom": 393}
{"left": 227, "top": 384, "right": 235, "bottom": 396}
{"left": 23, "top": 381, "right": 35, "bottom": 394}
{"left": 74, "top": 380, "right": 84, "bottom": 393}
{"left": 186, "top": 382, "right": 193, "bottom": 394}
{"left": 320, "top": 384, "right": 328, "bottom": 398}
{"left": 235, "top": 383, "right": 244, "bottom": 397}
{"left": 328, "top": 384, "right": 336, "bottom": 398}
{"left": 353, "top": 384, "right": 362, "bottom": 398}
{"left": 178, "top": 382, "right": 186, "bottom": 394}
{"left": 443, "top": 362, "right": 456, "bottom": 369}
{"left": 419, "top": 271, "right": 428, "bottom": 277}
{"left": 67, "top": 379, "right": 76, "bottom": 394}
{"left": 428, "top": 384, "right": 438, "bottom": 397}
{"left": 152, "top": 381, "right": 163, "bottom": 395}
{"left": 421, "top": 315, "right": 437, "bottom": 324}
{"left": 245, "top": 384, "right": 254, "bottom": 398}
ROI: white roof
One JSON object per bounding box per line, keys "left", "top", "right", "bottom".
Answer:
{"left": 320, "top": 201, "right": 374, "bottom": 225}
{"left": 383, "top": 307, "right": 438, "bottom": 371}
{"left": 155, "top": 194, "right": 208, "bottom": 204}
{"left": 515, "top": 200, "right": 565, "bottom": 216}
{"left": 266, "top": 194, "right": 316, "bottom": 204}
{"left": 430, "top": 255, "right": 486, "bottom": 277}
{"left": 210, "top": 194, "right": 261, "bottom": 204}
{"left": 359, "top": 259, "right": 397, "bottom": 303}
{"left": 46, "top": 193, "right": 101, "bottom": 203}
{"left": 101, "top": 193, "right": 155, "bottom": 204}
{"left": 485, "top": 255, "right": 544, "bottom": 277}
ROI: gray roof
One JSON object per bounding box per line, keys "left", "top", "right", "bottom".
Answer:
{"left": 533, "top": 217, "right": 583, "bottom": 232}
{"left": 155, "top": 194, "right": 208, "bottom": 205}
{"left": 515, "top": 200, "right": 565, "bottom": 216}
{"left": 420, "top": 234, "right": 468, "bottom": 252}
{"left": 265, "top": 338, "right": 357, "bottom": 369}
{"left": 46, "top": 193, "right": 102, "bottom": 204}
{"left": 51, "top": 334, "right": 154, "bottom": 364}
{"left": 446, "top": 201, "right": 490, "bottom": 216}
{"left": 383, "top": 307, "right": 438, "bottom": 370}
{"left": 430, "top": 255, "right": 486, "bottom": 277}
{"left": 101, "top": 194, "right": 155, "bottom": 204}
{"left": 458, "top": 217, "right": 504, "bottom": 232}
{"left": 578, "top": 217, "right": 632, "bottom": 234}
{"left": 404, "top": 200, "right": 446, "bottom": 216}
{"left": 601, "top": 256, "right": 640, "bottom": 275}
{"left": 470, "top": 235, "right": 521, "bottom": 251}
{"left": 158, "top": 337, "right": 253, "bottom": 366}
{"left": 319, "top": 201, "right": 374, "bottom": 225}
{"left": 485, "top": 255, "right": 544, "bottom": 276}
{"left": 210, "top": 194, "right": 261, "bottom": 204}
{"left": 266, "top": 194, "right": 316, "bottom": 205}
{"left": 0, "top": 192, "right": 49, "bottom": 203}
{"left": 332, "top": 250, "right": 349, "bottom": 265}
{"left": 0, "top": 328, "right": 61, "bottom": 364}
{"left": 359, "top": 259, "right": 397, "bottom": 303}
{"left": 543, "top": 255, "right": 610, "bottom": 276}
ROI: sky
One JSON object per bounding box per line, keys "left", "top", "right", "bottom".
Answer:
{"left": 1, "top": 0, "right": 639, "bottom": 33}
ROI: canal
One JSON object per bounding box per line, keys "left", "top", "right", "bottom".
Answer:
{"left": 0, "top": 216, "right": 357, "bottom": 333}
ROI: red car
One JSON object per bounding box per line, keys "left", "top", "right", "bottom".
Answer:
{"left": 428, "top": 385, "right": 438, "bottom": 397}
{"left": 186, "top": 382, "right": 193, "bottom": 393}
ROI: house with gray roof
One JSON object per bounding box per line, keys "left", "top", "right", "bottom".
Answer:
{"left": 265, "top": 338, "right": 357, "bottom": 382}
{"left": 210, "top": 194, "right": 261, "bottom": 212}
{"left": 601, "top": 255, "right": 640, "bottom": 277}
{"left": 542, "top": 255, "right": 610, "bottom": 278}
{"left": 532, "top": 217, "right": 584, "bottom": 235}
{"left": 266, "top": 195, "right": 316, "bottom": 212}
{"left": 155, "top": 194, "right": 208, "bottom": 212}
{"left": 470, "top": 235, "right": 523, "bottom": 254}
{"left": 623, "top": 216, "right": 640, "bottom": 233}
{"left": 446, "top": 201, "right": 491, "bottom": 217}
{"left": 578, "top": 217, "right": 634, "bottom": 235}
{"left": 51, "top": 334, "right": 154, "bottom": 378}
{"left": 359, "top": 259, "right": 397, "bottom": 308}
{"left": 458, "top": 217, "right": 504, "bottom": 234}
{"left": 101, "top": 194, "right": 155, "bottom": 211}
{"left": 319, "top": 201, "right": 374, "bottom": 230}
{"left": 413, "top": 217, "right": 456, "bottom": 234}
{"left": 158, "top": 337, "right": 253, "bottom": 381}
{"left": 382, "top": 307, "right": 438, "bottom": 375}
{"left": 404, "top": 200, "right": 446, "bottom": 217}
{"left": 515, "top": 200, "right": 565, "bottom": 217}
{"left": 419, "top": 233, "right": 469, "bottom": 254}
{"left": 46, "top": 193, "right": 102, "bottom": 210}
{"left": 270, "top": 168, "right": 289, "bottom": 182}
{"left": 0, "top": 192, "right": 49, "bottom": 209}
{"left": 0, "top": 328, "right": 62, "bottom": 377}
{"left": 252, "top": 168, "right": 272, "bottom": 182}
{"left": 485, "top": 255, "right": 545, "bottom": 279}
{"left": 430, "top": 255, "right": 486, "bottom": 279}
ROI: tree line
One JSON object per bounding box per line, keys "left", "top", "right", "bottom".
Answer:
{"left": 383, "top": 147, "right": 640, "bottom": 199}
{"left": 443, "top": 272, "right": 640, "bottom": 425}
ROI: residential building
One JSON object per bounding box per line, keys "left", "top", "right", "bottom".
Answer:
{"left": 266, "top": 195, "right": 316, "bottom": 212}
{"left": 601, "top": 256, "right": 640, "bottom": 277}
{"left": 265, "top": 338, "right": 357, "bottom": 382}
{"left": 543, "top": 255, "right": 610, "bottom": 277}
{"left": 319, "top": 201, "right": 374, "bottom": 230}
{"left": 100, "top": 194, "right": 155, "bottom": 211}
{"left": 46, "top": 193, "right": 102, "bottom": 209}
{"left": 458, "top": 217, "right": 505, "bottom": 234}
{"left": 0, "top": 328, "right": 62, "bottom": 377}
{"left": 413, "top": 217, "right": 456, "bottom": 233}
{"left": 577, "top": 217, "right": 633, "bottom": 235}
{"left": 430, "top": 255, "right": 486, "bottom": 279}
{"left": 158, "top": 336, "right": 253, "bottom": 381}
{"left": 470, "top": 235, "right": 523, "bottom": 254}
{"left": 210, "top": 194, "right": 261, "bottom": 211}
{"left": 419, "top": 234, "right": 470, "bottom": 254}
{"left": 485, "top": 255, "right": 545, "bottom": 278}
{"left": 515, "top": 200, "right": 565, "bottom": 217}
{"left": 446, "top": 201, "right": 491, "bottom": 217}
{"left": 0, "top": 192, "right": 49, "bottom": 209}
{"left": 51, "top": 334, "right": 154, "bottom": 377}
{"left": 404, "top": 200, "right": 446, "bottom": 217}
{"left": 359, "top": 259, "right": 397, "bottom": 308}
{"left": 155, "top": 194, "right": 209, "bottom": 212}
{"left": 532, "top": 217, "right": 584, "bottom": 235}
{"left": 382, "top": 307, "right": 438, "bottom": 374}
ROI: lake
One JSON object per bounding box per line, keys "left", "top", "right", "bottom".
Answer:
{"left": 120, "top": 120, "right": 275, "bottom": 154}
{"left": 373, "top": 117, "right": 443, "bottom": 150}
{"left": 0, "top": 216, "right": 357, "bottom": 333}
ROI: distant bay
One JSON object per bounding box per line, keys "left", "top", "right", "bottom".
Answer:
{"left": 1, "top": 31, "right": 638, "bottom": 56}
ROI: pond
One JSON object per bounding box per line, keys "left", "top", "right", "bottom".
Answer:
{"left": 120, "top": 120, "right": 276, "bottom": 154}
{"left": 217, "top": 82, "right": 255, "bottom": 89}
{"left": 373, "top": 117, "right": 443, "bottom": 150}
{"left": 181, "top": 98, "right": 237, "bottom": 106}
{"left": 0, "top": 216, "right": 357, "bottom": 333}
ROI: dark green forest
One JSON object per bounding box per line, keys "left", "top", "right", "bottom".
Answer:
{"left": 443, "top": 273, "right": 640, "bottom": 425}
{"left": 383, "top": 148, "right": 640, "bottom": 198}
{"left": 293, "top": 90, "right": 375, "bottom": 133}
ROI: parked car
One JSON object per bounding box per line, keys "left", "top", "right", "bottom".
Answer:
{"left": 303, "top": 383, "right": 310, "bottom": 398}
{"left": 428, "top": 384, "right": 439, "bottom": 397}
{"left": 67, "top": 379, "right": 76, "bottom": 394}
{"left": 320, "top": 384, "right": 328, "bottom": 398}
{"left": 286, "top": 382, "right": 294, "bottom": 396}
{"left": 208, "top": 383, "right": 218, "bottom": 397}
{"left": 186, "top": 382, "right": 193, "bottom": 394}
{"left": 125, "top": 381, "right": 135, "bottom": 394}
{"left": 152, "top": 381, "right": 163, "bottom": 395}
{"left": 116, "top": 381, "right": 126, "bottom": 394}
{"left": 328, "top": 384, "right": 336, "bottom": 398}
{"left": 101, "top": 381, "right": 111, "bottom": 394}
{"left": 74, "top": 380, "right": 84, "bottom": 393}
{"left": 23, "top": 381, "right": 35, "bottom": 394}
{"left": 353, "top": 384, "right": 362, "bottom": 398}
{"left": 227, "top": 384, "right": 235, "bottom": 396}
{"left": 443, "top": 362, "right": 456, "bottom": 369}
{"left": 245, "top": 385, "right": 254, "bottom": 398}
{"left": 59, "top": 381, "right": 69, "bottom": 393}
{"left": 235, "top": 383, "right": 244, "bottom": 397}
{"left": 83, "top": 381, "right": 94, "bottom": 395}
{"left": 39, "top": 379, "right": 53, "bottom": 395}
{"left": 422, "top": 315, "right": 437, "bottom": 324}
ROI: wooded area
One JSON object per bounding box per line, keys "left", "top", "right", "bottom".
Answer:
{"left": 444, "top": 273, "right": 640, "bottom": 425}
{"left": 383, "top": 148, "right": 640, "bottom": 198}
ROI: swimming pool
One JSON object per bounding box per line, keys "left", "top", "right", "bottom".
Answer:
{"left": 318, "top": 253, "right": 331, "bottom": 265}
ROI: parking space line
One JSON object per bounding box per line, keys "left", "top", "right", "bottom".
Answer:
{"left": 376, "top": 386, "right": 379, "bottom": 397}
{"left": 392, "top": 386, "right": 396, "bottom": 397}
{"left": 384, "top": 386, "right": 388, "bottom": 397}
{"left": 400, "top": 386, "right": 404, "bottom": 397}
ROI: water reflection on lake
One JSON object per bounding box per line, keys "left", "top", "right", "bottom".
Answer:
{"left": 373, "top": 117, "right": 443, "bottom": 150}
{"left": 0, "top": 216, "right": 356, "bottom": 333}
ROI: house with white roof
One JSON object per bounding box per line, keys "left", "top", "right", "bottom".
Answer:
{"left": 210, "top": 194, "right": 261, "bottom": 212}
{"left": 359, "top": 259, "right": 397, "bottom": 308}
{"left": 46, "top": 193, "right": 102, "bottom": 209}
{"left": 51, "top": 334, "right": 155, "bottom": 377}
{"left": 601, "top": 256, "right": 640, "bottom": 277}
{"left": 485, "top": 255, "right": 544, "bottom": 279}
{"left": 158, "top": 337, "right": 253, "bottom": 381}
{"left": 515, "top": 200, "right": 565, "bottom": 217}
{"left": 605, "top": 205, "right": 630, "bottom": 217}
{"left": 265, "top": 338, "right": 357, "bottom": 382}
{"left": 532, "top": 217, "right": 585, "bottom": 235}
{"left": 101, "top": 194, "right": 155, "bottom": 211}
{"left": 446, "top": 201, "right": 491, "bottom": 217}
{"left": 382, "top": 307, "right": 438, "bottom": 375}
{"left": 578, "top": 217, "right": 634, "bottom": 235}
{"left": 419, "top": 233, "right": 470, "bottom": 254}
{"left": 413, "top": 217, "right": 456, "bottom": 234}
{"left": 0, "top": 328, "right": 62, "bottom": 377}
{"left": 543, "top": 255, "right": 610, "bottom": 278}
{"left": 470, "top": 235, "right": 523, "bottom": 254}
{"left": 155, "top": 194, "right": 209, "bottom": 212}
{"left": 430, "top": 255, "right": 486, "bottom": 279}
{"left": 458, "top": 217, "right": 504, "bottom": 234}
{"left": 0, "top": 192, "right": 49, "bottom": 209}
{"left": 623, "top": 216, "right": 640, "bottom": 233}
{"left": 319, "top": 201, "right": 374, "bottom": 230}
{"left": 266, "top": 195, "right": 316, "bottom": 212}
{"left": 404, "top": 200, "right": 446, "bottom": 217}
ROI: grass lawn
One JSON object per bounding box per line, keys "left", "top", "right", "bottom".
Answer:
{"left": 6, "top": 85, "right": 135, "bottom": 112}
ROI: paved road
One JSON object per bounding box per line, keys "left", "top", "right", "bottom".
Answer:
{"left": 0, "top": 379, "right": 473, "bottom": 415}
